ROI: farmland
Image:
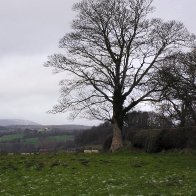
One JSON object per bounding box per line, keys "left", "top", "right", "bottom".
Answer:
{"left": 0, "top": 130, "right": 75, "bottom": 153}
{"left": 0, "top": 133, "right": 24, "bottom": 142}
{"left": 0, "top": 133, "right": 73, "bottom": 144}
{"left": 0, "top": 152, "right": 195, "bottom": 195}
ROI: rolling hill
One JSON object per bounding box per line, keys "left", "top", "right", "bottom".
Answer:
{"left": 0, "top": 119, "right": 40, "bottom": 126}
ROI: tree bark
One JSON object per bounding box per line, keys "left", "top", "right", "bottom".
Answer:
{"left": 110, "top": 118, "right": 123, "bottom": 152}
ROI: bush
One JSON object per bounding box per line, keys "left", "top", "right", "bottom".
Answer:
{"left": 132, "top": 129, "right": 162, "bottom": 153}
{"left": 183, "top": 127, "right": 196, "bottom": 149}
{"left": 102, "top": 126, "right": 196, "bottom": 153}
{"left": 132, "top": 126, "right": 196, "bottom": 152}
{"left": 159, "top": 129, "right": 187, "bottom": 150}
{"left": 102, "top": 135, "right": 113, "bottom": 152}
{"left": 159, "top": 127, "right": 196, "bottom": 150}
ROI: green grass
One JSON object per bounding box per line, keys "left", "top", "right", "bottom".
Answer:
{"left": 47, "top": 134, "right": 74, "bottom": 142}
{"left": 0, "top": 133, "right": 73, "bottom": 145}
{"left": 23, "top": 138, "right": 39, "bottom": 144}
{"left": 0, "top": 133, "right": 24, "bottom": 142}
{"left": 0, "top": 152, "right": 195, "bottom": 195}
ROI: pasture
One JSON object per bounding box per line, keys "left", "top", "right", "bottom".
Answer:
{"left": 0, "top": 133, "right": 73, "bottom": 144}
{"left": 0, "top": 133, "right": 24, "bottom": 142}
{"left": 0, "top": 152, "right": 195, "bottom": 195}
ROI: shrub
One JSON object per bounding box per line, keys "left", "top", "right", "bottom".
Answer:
{"left": 102, "top": 126, "right": 196, "bottom": 153}
{"left": 159, "top": 127, "right": 196, "bottom": 150}
{"left": 132, "top": 126, "right": 196, "bottom": 152}
{"left": 183, "top": 127, "right": 196, "bottom": 149}
{"left": 159, "top": 128, "right": 187, "bottom": 150}
{"left": 132, "top": 129, "right": 162, "bottom": 153}
{"left": 102, "top": 135, "right": 113, "bottom": 152}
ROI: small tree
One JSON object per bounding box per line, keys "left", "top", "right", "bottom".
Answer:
{"left": 45, "top": 0, "right": 195, "bottom": 151}
{"left": 155, "top": 49, "right": 196, "bottom": 127}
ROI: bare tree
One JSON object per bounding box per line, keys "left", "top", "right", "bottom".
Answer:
{"left": 155, "top": 49, "right": 196, "bottom": 127}
{"left": 45, "top": 0, "right": 195, "bottom": 151}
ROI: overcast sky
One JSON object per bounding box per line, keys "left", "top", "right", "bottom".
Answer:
{"left": 0, "top": 0, "right": 196, "bottom": 125}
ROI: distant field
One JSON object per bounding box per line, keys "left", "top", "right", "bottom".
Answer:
{"left": 0, "top": 133, "right": 73, "bottom": 144}
{"left": 47, "top": 135, "right": 74, "bottom": 142}
{"left": 0, "top": 152, "right": 195, "bottom": 195}
{"left": 0, "top": 133, "right": 24, "bottom": 142}
{"left": 23, "top": 137, "right": 39, "bottom": 145}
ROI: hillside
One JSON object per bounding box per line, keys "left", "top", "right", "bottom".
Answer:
{"left": 0, "top": 119, "right": 40, "bottom": 126}
{"left": 0, "top": 119, "right": 91, "bottom": 130}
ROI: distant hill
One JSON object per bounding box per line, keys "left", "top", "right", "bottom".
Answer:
{"left": 7, "top": 124, "right": 92, "bottom": 131}
{"left": 0, "top": 119, "right": 91, "bottom": 131}
{"left": 0, "top": 119, "right": 40, "bottom": 126}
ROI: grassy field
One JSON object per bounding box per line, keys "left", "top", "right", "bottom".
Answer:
{"left": 23, "top": 138, "right": 39, "bottom": 145}
{"left": 0, "top": 133, "right": 24, "bottom": 142}
{"left": 0, "top": 133, "right": 73, "bottom": 144}
{"left": 0, "top": 152, "right": 195, "bottom": 196}
{"left": 47, "top": 135, "right": 74, "bottom": 142}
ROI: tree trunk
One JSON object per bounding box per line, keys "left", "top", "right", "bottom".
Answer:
{"left": 110, "top": 119, "right": 123, "bottom": 152}
{"left": 110, "top": 89, "right": 125, "bottom": 152}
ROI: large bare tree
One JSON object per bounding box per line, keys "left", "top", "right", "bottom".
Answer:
{"left": 45, "top": 0, "right": 195, "bottom": 151}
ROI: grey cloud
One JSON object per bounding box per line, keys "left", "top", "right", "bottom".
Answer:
{"left": 153, "top": 0, "right": 196, "bottom": 33}
{"left": 0, "top": 0, "right": 79, "bottom": 56}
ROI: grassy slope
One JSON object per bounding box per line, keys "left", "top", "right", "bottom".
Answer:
{"left": 0, "top": 152, "right": 195, "bottom": 196}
